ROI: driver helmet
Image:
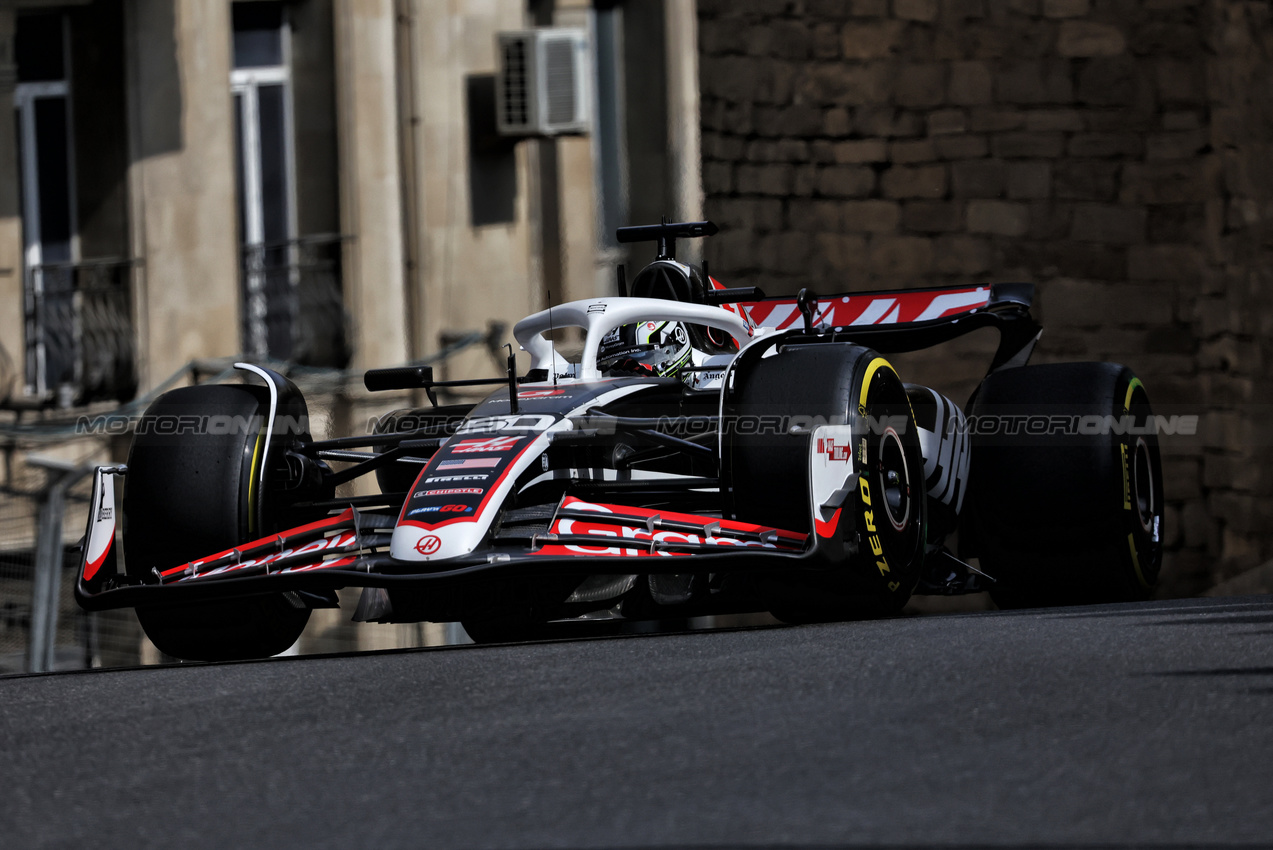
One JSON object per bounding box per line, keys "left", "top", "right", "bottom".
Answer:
{"left": 598, "top": 320, "right": 692, "bottom": 377}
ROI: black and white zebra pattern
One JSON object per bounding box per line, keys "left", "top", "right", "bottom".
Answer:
{"left": 908, "top": 385, "right": 970, "bottom": 515}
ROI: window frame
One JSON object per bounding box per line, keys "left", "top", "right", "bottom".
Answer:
{"left": 14, "top": 12, "right": 80, "bottom": 397}
{"left": 230, "top": 4, "right": 299, "bottom": 360}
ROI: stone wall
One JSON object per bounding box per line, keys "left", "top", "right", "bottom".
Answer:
{"left": 697, "top": 0, "right": 1273, "bottom": 594}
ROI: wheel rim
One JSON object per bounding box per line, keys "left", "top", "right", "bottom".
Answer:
{"left": 878, "top": 426, "right": 912, "bottom": 533}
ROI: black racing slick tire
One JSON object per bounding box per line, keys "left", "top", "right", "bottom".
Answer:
{"left": 123, "top": 384, "right": 310, "bottom": 661}
{"left": 964, "top": 362, "right": 1164, "bottom": 608}
{"left": 723, "top": 342, "right": 926, "bottom": 618}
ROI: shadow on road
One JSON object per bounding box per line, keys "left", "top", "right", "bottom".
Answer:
{"left": 1147, "top": 665, "right": 1273, "bottom": 697}
{"left": 1044, "top": 597, "right": 1273, "bottom": 621}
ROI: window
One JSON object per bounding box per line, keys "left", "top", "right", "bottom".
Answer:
{"left": 15, "top": 12, "right": 77, "bottom": 398}
{"left": 231, "top": 1, "right": 297, "bottom": 361}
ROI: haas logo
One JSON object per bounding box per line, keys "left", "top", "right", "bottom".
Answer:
{"left": 452, "top": 436, "right": 521, "bottom": 454}
{"left": 415, "top": 535, "right": 442, "bottom": 555}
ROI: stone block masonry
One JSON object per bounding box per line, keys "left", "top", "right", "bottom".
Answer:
{"left": 698, "top": 0, "right": 1273, "bottom": 595}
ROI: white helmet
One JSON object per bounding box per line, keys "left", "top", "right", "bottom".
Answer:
{"left": 597, "top": 320, "right": 692, "bottom": 377}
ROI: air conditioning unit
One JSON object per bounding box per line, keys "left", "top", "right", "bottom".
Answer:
{"left": 495, "top": 29, "right": 590, "bottom": 137}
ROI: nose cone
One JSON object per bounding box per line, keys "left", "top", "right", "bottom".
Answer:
{"left": 390, "top": 522, "right": 489, "bottom": 562}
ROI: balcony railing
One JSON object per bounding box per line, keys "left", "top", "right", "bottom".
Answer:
{"left": 24, "top": 258, "right": 138, "bottom": 407}
{"left": 241, "top": 234, "right": 352, "bottom": 369}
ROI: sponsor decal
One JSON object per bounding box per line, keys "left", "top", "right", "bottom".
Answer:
{"left": 83, "top": 477, "right": 117, "bottom": 583}
{"left": 438, "top": 458, "right": 501, "bottom": 470}
{"left": 587, "top": 303, "right": 607, "bottom": 313}
{"left": 415, "top": 535, "right": 442, "bottom": 555}
{"left": 817, "top": 436, "right": 853, "bottom": 462}
{"left": 281, "top": 555, "right": 358, "bottom": 575}
{"left": 422, "top": 474, "right": 490, "bottom": 485}
{"left": 518, "top": 388, "right": 567, "bottom": 399}
{"left": 458, "top": 415, "right": 555, "bottom": 434}
{"left": 600, "top": 345, "right": 645, "bottom": 362}
{"left": 536, "top": 499, "right": 805, "bottom": 558}
{"left": 417, "top": 488, "right": 483, "bottom": 497}
{"left": 743, "top": 286, "right": 991, "bottom": 330}
{"left": 452, "top": 435, "right": 522, "bottom": 453}
{"left": 409, "top": 504, "right": 474, "bottom": 516}
{"left": 190, "top": 532, "right": 358, "bottom": 578}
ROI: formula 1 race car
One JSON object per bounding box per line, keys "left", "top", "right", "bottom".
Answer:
{"left": 77, "top": 220, "right": 1164, "bottom": 660}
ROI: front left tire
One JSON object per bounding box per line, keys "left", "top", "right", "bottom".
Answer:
{"left": 723, "top": 341, "right": 926, "bottom": 619}
{"left": 123, "top": 384, "right": 311, "bottom": 661}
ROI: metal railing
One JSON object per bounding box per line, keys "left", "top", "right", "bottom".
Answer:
{"left": 241, "top": 234, "right": 352, "bottom": 369}
{"left": 24, "top": 258, "right": 139, "bottom": 407}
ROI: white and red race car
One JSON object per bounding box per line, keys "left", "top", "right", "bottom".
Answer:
{"left": 78, "top": 220, "right": 1164, "bottom": 659}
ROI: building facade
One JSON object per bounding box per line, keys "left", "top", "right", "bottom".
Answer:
{"left": 0, "top": 0, "right": 703, "bottom": 410}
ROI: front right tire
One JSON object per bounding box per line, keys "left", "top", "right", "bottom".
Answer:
{"left": 964, "top": 362, "right": 1164, "bottom": 607}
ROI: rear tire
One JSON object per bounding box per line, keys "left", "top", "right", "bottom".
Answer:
{"left": 124, "top": 384, "right": 310, "bottom": 661}
{"left": 964, "top": 362, "right": 1164, "bottom": 607}
{"left": 724, "top": 342, "right": 925, "bottom": 619}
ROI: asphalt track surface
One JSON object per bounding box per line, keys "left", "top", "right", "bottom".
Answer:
{"left": 3, "top": 595, "right": 1272, "bottom": 849}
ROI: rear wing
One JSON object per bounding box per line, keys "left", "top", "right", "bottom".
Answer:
{"left": 739, "top": 283, "right": 1011, "bottom": 331}
{"left": 726, "top": 282, "right": 1040, "bottom": 374}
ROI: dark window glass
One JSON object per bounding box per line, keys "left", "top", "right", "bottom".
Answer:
{"left": 593, "top": 6, "right": 626, "bottom": 247}
{"left": 233, "top": 93, "right": 248, "bottom": 242}
{"left": 256, "top": 84, "right": 293, "bottom": 359}
{"left": 32, "top": 96, "right": 74, "bottom": 387}
{"left": 34, "top": 97, "right": 72, "bottom": 264}
{"left": 16, "top": 13, "right": 65, "bottom": 83}
{"left": 257, "top": 83, "right": 290, "bottom": 246}
{"left": 232, "top": 2, "right": 284, "bottom": 69}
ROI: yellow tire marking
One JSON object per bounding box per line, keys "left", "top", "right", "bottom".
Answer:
{"left": 858, "top": 356, "right": 897, "bottom": 413}
{"left": 247, "top": 426, "right": 266, "bottom": 538}
{"left": 1123, "top": 376, "right": 1143, "bottom": 415}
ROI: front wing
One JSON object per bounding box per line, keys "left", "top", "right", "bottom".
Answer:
{"left": 76, "top": 467, "right": 817, "bottom": 611}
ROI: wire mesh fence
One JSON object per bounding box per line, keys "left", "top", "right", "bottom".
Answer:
{"left": 0, "top": 464, "right": 37, "bottom": 672}
{"left": 0, "top": 437, "right": 146, "bottom": 674}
